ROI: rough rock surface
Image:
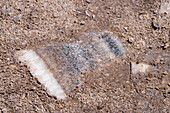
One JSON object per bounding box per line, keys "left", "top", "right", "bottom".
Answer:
{"left": 0, "top": 0, "right": 169, "bottom": 112}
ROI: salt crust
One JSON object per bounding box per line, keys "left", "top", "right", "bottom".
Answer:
{"left": 15, "top": 33, "right": 125, "bottom": 99}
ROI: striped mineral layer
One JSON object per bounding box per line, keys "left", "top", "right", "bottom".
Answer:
{"left": 15, "top": 32, "right": 125, "bottom": 99}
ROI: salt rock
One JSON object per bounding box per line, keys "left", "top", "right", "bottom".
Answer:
{"left": 15, "top": 50, "right": 66, "bottom": 99}
{"left": 15, "top": 32, "right": 125, "bottom": 99}
{"left": 131, "top": 62, "right": 151, "bottom": 74}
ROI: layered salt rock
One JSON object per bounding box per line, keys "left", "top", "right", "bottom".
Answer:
{"left": 15, "top": 50, "right": 66, "bottom": 99}
{"left": 131, "top": 62, "right": 151, "bottom": 74}
{"left": 15, "top": 32, "right": 125, "bottom": 99}
{"left": 159, "top": 1, "right": 170, "bottom": 14}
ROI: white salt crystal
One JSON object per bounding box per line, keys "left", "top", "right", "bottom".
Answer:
{"left": 15, "top": 50, "right": 66, "bottom": 99}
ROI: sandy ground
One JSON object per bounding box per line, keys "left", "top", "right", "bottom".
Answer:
{"left": 0, "top": 0, "right": 169, "bottom": 112}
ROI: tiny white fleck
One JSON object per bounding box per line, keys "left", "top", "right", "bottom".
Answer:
{"left": 18, "top": 14, "right": 22, "bottom": 18}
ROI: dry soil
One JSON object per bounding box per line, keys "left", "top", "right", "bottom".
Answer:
{"left": 0, "top": 0, "right": 169, "bottom": 112}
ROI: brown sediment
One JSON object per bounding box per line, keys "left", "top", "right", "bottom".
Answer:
{"left": 0, "top": 0, "right": 169, "bottom": 112}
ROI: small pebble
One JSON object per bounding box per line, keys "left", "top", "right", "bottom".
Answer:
{"left": 131, "top": 62, "right": 151, "bottom": 74}
{"left": 86, "top": 0, "right": 90, "bottom": 3}
{"left": 128, "top": 37, "right": 134, "bottom": 43}
{"left": 7, "top": 58, "right": 10, "bottom": 61}
{"left": 80, "top": 21, "right": 85, "bottom": 25}
{"left": 124, "top": 27, "right": 128, "bottom": 31}
{"left": 144, "top": 37, "right": 148, "bottom": 40}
